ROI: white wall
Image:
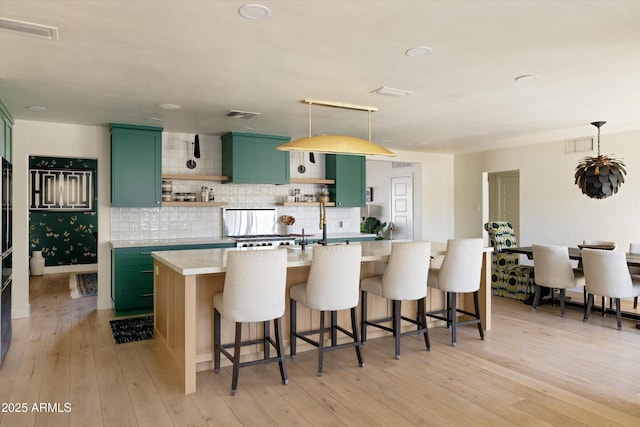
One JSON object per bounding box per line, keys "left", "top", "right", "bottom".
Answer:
{"left": 390, "top": 150, "right": 455, "bottom": 243}
{"left": 454, "top": 129, "right": 640, "bottom": 250}
{"left": 13, "top": 120, "right": 112, "bottom": 317}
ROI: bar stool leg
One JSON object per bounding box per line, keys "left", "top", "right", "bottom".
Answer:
{"left": 473, "top": 290, "right": 484, "bottom": 340}
{"left": 450, "top": 292, "right": 457, "bottom": 347}
{"left": 393, "top": 300, "right": 402, "bottom": 359}
{"left": 360, "top": 290, "right": 368, "bottom": 344}
{"left": 274, "top": 317, "right": 288, "bottom": 384}
{"left": 317, "top": 311, "right": 325, "bottom": 376}
{"left": 331, "top": 311, "right": 338, "bottom": 347}
{"left": 214, "top": 308, "right": 221, "bottom": 373}
{"left": 290, "top": 299, "right": 297, "bottom": 358}
{"left": 417, "top": 297, "right": 431, "bottom": 351}
{"left": 264, "top": 320, "right": 270, "bottom": 360}
{"left": 231, "top": 322, "right": 243, "bottom": 396}
{"left": 350, "top": 307, "right": 364, "bottom": 367}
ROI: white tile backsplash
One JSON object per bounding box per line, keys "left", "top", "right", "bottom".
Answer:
{"left": 110, "top": 131, "right": 361, "bottom": 241}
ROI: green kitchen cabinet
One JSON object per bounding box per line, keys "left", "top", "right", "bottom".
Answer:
{"left": 221, "top": 132, "right": 290, "bottom": 184}
{"left": 0, "top": 98, "right": 13, "bottom": 161}
{"left": 110, "top": 123, "right": 163, "bottom": 207}
{"left": 325, "top": 154, "right": 366, "bottom": 207}
{"left": 111, "top": 242, "right": 234, "bottom": 316}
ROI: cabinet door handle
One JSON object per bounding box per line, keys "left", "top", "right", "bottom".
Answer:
{"left": 139, "top": 252, "right": 152, "bottom": 255}
{"left": 140, "top": 269, "right": 154, "bottom": 274}
{"left": 140, "top": 293, "right": 154, "bottom": 297}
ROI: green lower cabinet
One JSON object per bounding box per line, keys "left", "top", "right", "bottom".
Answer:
{"left": 325, "top": 154, "right": 366, "bottom": 207}
{"left": 111, "top": 242, "right": 234, "bottom": 316}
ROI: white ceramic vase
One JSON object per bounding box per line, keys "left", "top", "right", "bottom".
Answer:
{"left": 30, "top": 250, "right": 45, "bottom": 276}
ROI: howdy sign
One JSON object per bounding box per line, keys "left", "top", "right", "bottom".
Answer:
{"left": 29, "top": 168, "right": 94, "bottom": 211}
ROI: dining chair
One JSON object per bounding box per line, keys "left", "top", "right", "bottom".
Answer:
{"left": 360, "top": 241, "right": 431, "bottom": 359}
{"left": 426, "top": 238, "right": 484, "bottom": 347}
{"left": 630, "top": 243, "right": 640, "bottom": 309}
{"left": 213, "top": 249, "right": 289, "bottom": 395}
{"left": 290, "top": 244, "right": 364, "bottom": 376}
{"left": 581, "top": 248, "right": 640, "bottom": 330}
{"left": 531, "top": 244, "right": 585, "bottom": 317}
{"left": 581, "top": 240, "right": 616, "bottom": 314}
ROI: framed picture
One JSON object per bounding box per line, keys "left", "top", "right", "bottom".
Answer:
{"left": 365, "top": 187, "right": 373, "bottom": 203}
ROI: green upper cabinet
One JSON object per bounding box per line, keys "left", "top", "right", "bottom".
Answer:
{"left": 0, "top": 98, "right": 13, "bottom": 161}
{"left": 221, "top": 132, "right": 290, "bottom": 184}
{"left": 326, "top": 154, "right": 366, "bottom": 207}
{"left": 111, "top": 123, "right": 163, "bottom": 207}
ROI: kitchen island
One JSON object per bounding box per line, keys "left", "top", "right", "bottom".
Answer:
{"left": 152, "top": 241, "right": 492, "bottom": 394}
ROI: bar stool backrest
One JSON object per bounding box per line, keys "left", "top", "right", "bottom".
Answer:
{"left": 305, "top": 244, "right": 362, "bottom": 311}
{"left": 220, "top": 249, "right": 288, "bottom": 323}
{"left": 437, "top": 238, "right": 484, "bottom": 293}
{"left": 381, "top": 241, "right": 431, "bottom": 301}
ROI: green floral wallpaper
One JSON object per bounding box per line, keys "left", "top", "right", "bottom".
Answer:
{"left": 29, "top": 156, "right": 98, "bottom": 266}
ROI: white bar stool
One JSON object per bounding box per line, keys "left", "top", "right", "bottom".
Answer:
{"left": 289, "top": 244, "right": 364, "bottom": 376}
{"left": 426, "top": 238, "right": 484, "bottom": 347}
{"left": 360, "top": 241, "right": 431, "bottom": 359}
{"left": 213, "top": 249, "right": 288, "bottom": 395}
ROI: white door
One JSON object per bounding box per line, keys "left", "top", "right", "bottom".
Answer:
{"left": 390, "top": 176, "right": 413, "bottom": 241}
{"left": 488, "top": 170, "right": 520, "bottom": 242}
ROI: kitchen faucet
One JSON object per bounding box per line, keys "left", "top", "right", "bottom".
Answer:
{"left": 317, "top": 200, "right": 328, "bottom": 246}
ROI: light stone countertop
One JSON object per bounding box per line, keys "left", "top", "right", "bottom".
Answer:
{"left": 151, "top": 241, "right": 451, "bottom": 276}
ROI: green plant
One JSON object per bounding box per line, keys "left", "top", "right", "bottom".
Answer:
{"left": 360, "top": 217, "right": 387, "bottom": 240}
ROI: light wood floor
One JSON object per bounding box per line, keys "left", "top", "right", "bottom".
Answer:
{"left": 1, "top": 274, "right": 639, "bottom": 427}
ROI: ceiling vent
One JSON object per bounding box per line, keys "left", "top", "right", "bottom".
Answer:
{"left": 225, "top": 110, "right": 261, "bottom": 119}
{"left": 0, "top": 17, "right": 58, "bottom": 40}
{"left": 565, "top": 137, "right": 593, "bottom": 154}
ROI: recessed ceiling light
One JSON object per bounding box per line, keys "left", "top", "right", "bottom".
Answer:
{"left": 146, "top": 117, "right": 163, "bottom": 122}
{"left": 405, "top": 46, "right": 432, "bottom": 57}
{"left": 238, "top": 4, "right": 271, "bottom": 20}
{"left": 0, "top": 17, "right": 58, "bottom": 40}
{"left": 26, "top": 106, "right": 47, "bottom": 112}
{"left": 371, "top": 86, "right": 413, "bottom": 97}
{"left": 157, "top": 103, "right": 181, "bottom": 110}
{"left": 514, "top": 74, "right": 539, "bottom": 83}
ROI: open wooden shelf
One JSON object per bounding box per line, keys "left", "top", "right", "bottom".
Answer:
{"left": 289, "top": 177, "right": 335, "bottom": 185}
{"left": 162, "top": 201, "right": 228, "bottom": 207}
{"left": 162, "top": 174, "right": 229, "bottom": 182}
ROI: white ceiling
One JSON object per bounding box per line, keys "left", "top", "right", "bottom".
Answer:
{"left": 1, "top": 0, "right": 639, "bottom": 154}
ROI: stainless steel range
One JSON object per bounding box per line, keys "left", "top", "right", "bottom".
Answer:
{"left": 224, "top": 208, "right": 296, "bottom": 248}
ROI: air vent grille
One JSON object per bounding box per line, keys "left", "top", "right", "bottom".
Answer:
{"left": 0, "top": 17, "right": 58, "bottom": 39}
{"left": 565, "top": 137, "right": 593, "bottom": 154}
{"left": 225, "top": 110, "right": 261, "bottom": 119}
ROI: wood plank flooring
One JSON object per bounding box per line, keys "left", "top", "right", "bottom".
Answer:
{"left": 1, "top": 273, "right": 639, "bottom": 426}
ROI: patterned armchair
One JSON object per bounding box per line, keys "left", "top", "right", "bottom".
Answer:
{"left": 484, "top": 221, "right": 535, "bottom": 301}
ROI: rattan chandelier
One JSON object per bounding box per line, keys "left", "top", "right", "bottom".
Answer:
{"left": 574, "top": 121, "right": 626, "bottom": 199}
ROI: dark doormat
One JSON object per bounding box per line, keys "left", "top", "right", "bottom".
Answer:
{"left": 109, "top": 315, "right": 154, "bottom": 344}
